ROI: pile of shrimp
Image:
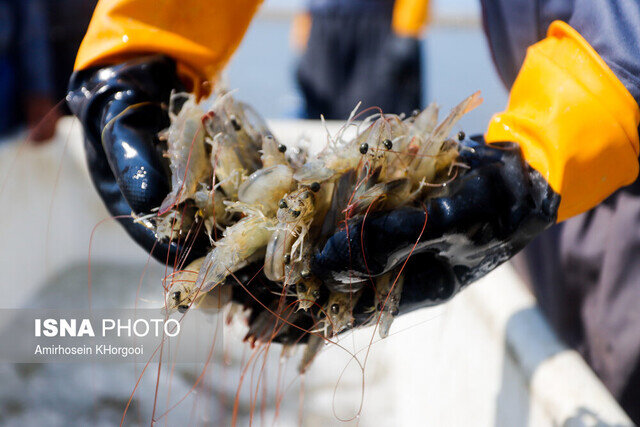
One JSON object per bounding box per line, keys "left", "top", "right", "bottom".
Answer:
{"left": 151, "top": 89, "right": 482, "bottom": 371}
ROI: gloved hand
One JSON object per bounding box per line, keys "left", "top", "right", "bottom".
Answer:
{"left": 67, "top": 55, "right": 309, "bottom": 343}
{"left": 67, "top": 55, "right": 210, "bottom": 264}
{"left": 312, "top": 137, "right": 560, "bottom": 314}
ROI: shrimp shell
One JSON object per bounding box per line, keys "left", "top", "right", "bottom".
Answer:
{"left": 195, "top": 202, "right": 276, "bottom": 293}
{"left": 374, "top": 271, "right": 403, "bottom": 338}
{"left": 323, "top": 290, "right": 361, "bottom": 336}
{"left": 166, "top": 257, "right": 232, "bottom": 313}
{"left": 160, "top": 93, "right": 211, "bottom": 213}
{"left": 238, "top": 164, "right": 294, "bottom": 216}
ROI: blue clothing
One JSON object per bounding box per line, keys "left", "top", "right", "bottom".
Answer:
{"left": 480, "top": 1, "right": 640, "bottom": 420}
{"left": 0, "top": 0, "right": 53, "bottom": 135}
{"left": 307, "top": 0, "right": 394, "bottom": 15}
{"left": 481, "top": 0, "right": 640, "bottom": 104}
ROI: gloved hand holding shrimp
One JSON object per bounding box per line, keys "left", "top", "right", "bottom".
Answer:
{"left": 69, "top": 55, "right": 560, "bottom": 372}
{"left": 149, "top": 85, "right": 487, "bottom": 365}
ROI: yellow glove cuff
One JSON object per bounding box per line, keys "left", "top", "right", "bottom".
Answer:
{"left": 486, "top": 21, "right": 640, "bottom": 222}
{"left": 392, "top": 0, "right": 430, "bottom": 38}
{"left": 74, "top": 0, "right": 262, "bottom": 86}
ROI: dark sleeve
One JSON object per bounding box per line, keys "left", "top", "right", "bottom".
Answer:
{"left": 16, "top": 0, "right": 53, "bottom": 96}
{"left": 567, "top": 0, "right": 640, "bottom": 104}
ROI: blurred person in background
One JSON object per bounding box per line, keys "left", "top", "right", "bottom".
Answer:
{"left": 45, "top": 0, "right": 98, "bottom": 113}
{"left": 293, "top": 0, "right": 426, "bottom": 119}
{"left": 0, "top": 0, "right": 57, "bottom": 142}
{"left": 0, "top": 0, "right": 96, "bottom": 142}
{"left": 67, "top": 1, "right": 640, "bottom": 422}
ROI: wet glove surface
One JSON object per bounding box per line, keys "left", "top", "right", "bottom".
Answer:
{"left": 67, "top": 55, "right": 210, "bottom": 264}
{"left": 312, "top": 137, "right": 560, "bottom": 315}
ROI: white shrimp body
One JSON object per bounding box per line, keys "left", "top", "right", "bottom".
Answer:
{"left": 260, "top": 135, "right": 288, "bottom": 168}
{"left": 374, "top": 271, "right": 403, "bottom": 339}
{"left": 322, "top": 291, "right": 361, "bottom": 337}
{"left": 165, "top": 257, "right": 232, "bottom": 313}
{"left": 208, "top": 133, "right": 247, "bottom": 199}
{"left": 160, "top": 93, "right": 211, "bottom": 213}
{"left": 193, "top": 186, "right": 231, "bottom": 242}
{"left": 195, "top": 202, "right": 277, "bottom": 293}
{"left": 238, "top": 165, "right": 294, "bottom": 216}
{"left": 408, "top": 91, "right": 482, "bottom": 185}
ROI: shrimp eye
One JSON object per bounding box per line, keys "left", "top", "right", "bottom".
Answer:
{"left": 278, "top": 143, "right": 287, "bottom": 153}
{"left": 359, "top": 142, "right": 369, "bottom": 155}
{"left": 230, "top": 116, "right": 241, "bottom": 131}
{"left": 178, "top": 305, "right": 189, "bottom": 313}
{"left": 301, "top": 270, "right": 311, "bottom": 279}
{"left": 283, "top": 253, "right": 291, "bottom": 264}
{"left": 291, "top": 210, "right": 301, "bottom": 218}
{"left": 331, "top": 304, "right": 340, "bottom": 314}
{"left": 297, "top": 283, "right": 307, "bottom": 292}
{"left": 390, "top": 307, "right": 400, "bottom": 316}
{"left": 310, "top": 182, "right": 321, "bottom": 192}
{"left": 457, "top": 131, "right": 465, "bottom": 141}
{"left": 278, "top": 199, "right": 288, "bottom": 209}
{"left": 382, "top": 139, "right": 393, "bottom": 150}
{"left": 172, "top": 291, "right": 181, "bottom": 302}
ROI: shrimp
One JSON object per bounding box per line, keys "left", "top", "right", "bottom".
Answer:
{"left": 260, "top": 135, "right": 289, "bottom": 168}
{"left": 408, "top": 91, "right": 482, "bottom": 186}
{"left": 299, "top": 333, "right": 324, "bottom": 373}
{"left": 193, "top": 186, "right": 231, "bottom": 242}
{"left": 207, "top": 132, "right": 247, "bottom": 199}
{"left": 278, "top": 187, "right": 316, "bottom": 251}
{"left": 194, "top": 201, "right": 276, "bottom": 295}
{"left": 165, "top": 257, "right": 232, "bottom": 313}
{"left": 159, "top": 92, "right": 211, "bottom": 213}
{"left": 321, "top": 290, "right": 362, "bottom": 337}
{"left": 154, "top": 209, "right": 194, "bottom": 241}
{"left": 294, "top": 113, "right": 395, "bottom": 185}
{"left": 295, "top": 275, "right": 322, "bottom": 311}
{"left": 203, "top": 91, "right": 265, "bottom": 173}
{"left": 373, "top": 271, "right": 403, "bottom": 339}
{"left": 238, "top": 164, "right": 294, "bottom": 216}
{"left": 348, "top": 177, "right": 425, "bottom": 215}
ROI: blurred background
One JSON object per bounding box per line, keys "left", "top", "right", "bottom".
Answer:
{"left": 0, "top": 1, "right": 634, "bottom": 426}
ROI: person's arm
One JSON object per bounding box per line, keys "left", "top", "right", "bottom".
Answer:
{"left": 18, "top": 0, "right": 58, "bottom": 141}
{"left": 74, "top": 0, "right": 262, "bottom": 88}
{"left": 314, "top": 11, "right": 640, "bottom": 314}
{"left": 486, "top": 20, "right": 639, "bottom": 221}
{"left": 68, "top": 0, "right": 262, "bottom": 263}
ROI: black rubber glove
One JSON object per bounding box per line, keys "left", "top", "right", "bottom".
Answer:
{"left": 312, "top": 137, "right": 560, "bottom": 314}
{"left": 67, "top": 55, "right": 210, "bottom": 264}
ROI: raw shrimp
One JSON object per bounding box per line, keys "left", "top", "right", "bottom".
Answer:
{"left": 407, "top": 91, "right": 482, "bottom": 186}
{"left": 154, "top": 209, "right": 194, "bottom": 241}
{"left": 203, "top": 91, "right": 265, "bottom": 172}
{"left": 347, "top": 177, "right": 425, "bottom": 215}
{"left": 194, "top": 202, "right": 277, "bottom": 295}
{"left": 159, "top": 93, "right": 211, "bottom": 213}
{"left": 207, "top": 132, "right": 247, "bottom": 199}
{"left": 260, "top": 135, "right": 289, "bottom": 168}
{"left": 193, "top": 186, "right": 231, "bottom": 242}
{"left": 299, "top": 333, "right": 324, "bottom": 373}
{"left": 294, "top": 112, "right": 395, "bottom": 185}
{"left": 238, "top": 164, "right": 294, "bottom": 216}
{"left": 264, "top": 187, "right": 317, "bottom": 281}
{"left": 321, "top": 291, "right": 362, "bottom": 337}
{"left": 295, "top": 275, "right": 322, "bottom": 311}
{"left": 373, "top": 271, "right": 403, "bottom": 339}
{"left": 165, "top": 257, "right": 232, "bottom": 313}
